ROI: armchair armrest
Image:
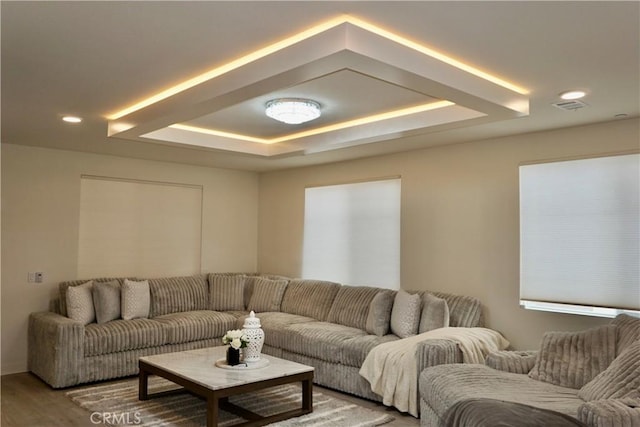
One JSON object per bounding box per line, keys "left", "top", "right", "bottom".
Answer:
{"left": 415, "top": 338, "right": 463, "bottom": 373}
{"left": 578, "top": 398, "right": 640, "bottom": 427}
{"left": 28, "top": 311, "right": 84, "bottom": 388}
{"left": 485, "top": 350, "right": 538, "bottom": 374}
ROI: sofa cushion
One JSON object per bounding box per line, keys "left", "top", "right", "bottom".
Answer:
{"left": 390, "top": 290, "right": 421, "bottom": 338}
{"left": 612, "top": 314, "right": 640, "bottom": 356}
{"left": 431, "top": 291, "right": 484, "bottom": 328}
{"left": 154, "top": 310, "right": 237, "bottom": 344}
{"left": 247, "top": 277, "right": 288, "bottom": 313}
{"left": 122, "top": 279, "right": 150, "bottom": 320}
{"left": 327, "top": 285, "right": 381, "bottom": 330}
{"left": 66, "top": 281, "right": 95, "bottom": 325}
{"left": 578, "top": 340, "right": 640, "bottom": 401}
{"left": 84, "top": 318, "right": 169, "bottom": 357}
{"left": 420, "top": 364, "right": 584, "bottom": 421}
{"left": 577, "top": 398, "right": 640, "bottom": 427}
{"left": 280, "top": 321, "right": 368, "bottom": 365}
{"left": 341, "top": 334, "right": 399, "bottom": 367}
{"left": 365, "top": 291, "right": 395, "bottom": 336}
{"left": 59, "top": 277, "right": 123, "bottom": 317}
{"left": 419, "top": 293, "right": 450, "bottom": 333}
{"left": 92, "top": 280, "right": 121, "bottom": 324}
{"left": 235, "top": 312, "right": 317, "bottom": 348}
{"left": 280, "top": 279, "right": 340, "bottom": 321}
{"left": 528, "top": 325, "right": 617, "bottom": 389}
{"left": 148, "top": 275, "right": 208, "bottom": 317}
{"left": 243, "top": 274, "right": 289, "bottom": 308}
{"left": 208, "top": 274, "right": 245, "bottom": 311}
{"left": 442, "top": 398, "right": 587, "bottom": 427}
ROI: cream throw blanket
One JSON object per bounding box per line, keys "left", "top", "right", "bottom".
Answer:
{"left": 359, "top": 327, "right": 510, "bottom": 417}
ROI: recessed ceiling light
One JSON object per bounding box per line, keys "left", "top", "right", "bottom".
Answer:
{"left": 265, "top": 98, "right": 321, "bottom": 124}
{"left": 559, "top": 90, "right": 586, "bottom": 100}
{"left": 62, "top": 115, "right": 83, "bottom": 123}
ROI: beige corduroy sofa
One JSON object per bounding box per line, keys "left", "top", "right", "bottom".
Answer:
{"left": 29, "top": 273, "right": 486, "bottom": 404}
{"left": 419, "top": 314, "right": 640, "bottom": 427}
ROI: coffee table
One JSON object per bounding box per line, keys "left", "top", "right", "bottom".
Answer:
{"left": 139, "top": 347, "right": 314, "bottom": 427}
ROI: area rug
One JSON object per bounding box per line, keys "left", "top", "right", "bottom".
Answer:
{"left": 65, "top": 376, "right": 395, "bottom": 427}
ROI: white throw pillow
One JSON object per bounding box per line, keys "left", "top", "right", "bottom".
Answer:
{"left": 121, "top": 279, "right": 150, "bottom": 320}
{"left": 390, "top": 290, "right": 422, "bottom": 338}
{"left": 66, "top": 281, "right": 95, "bottom": 325}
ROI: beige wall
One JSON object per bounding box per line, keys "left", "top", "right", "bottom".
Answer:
{"left": 1, "top": 144, "right": 259, "bottom": 374}
{"left": 258, "top": 118, "right": 640, "bottom": 350}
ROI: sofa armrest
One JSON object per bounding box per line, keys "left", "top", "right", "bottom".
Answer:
{"left": 578, "top": 398, "right": 640, "bottom": 427}
{"left": 415, "top": 338, "right": 463, "bottom": 373}
{"left": 28, "top": 311, "right": 84, "bottom": 388}
{"left": 485, "top": 350, "right": 538, "bottom": 374}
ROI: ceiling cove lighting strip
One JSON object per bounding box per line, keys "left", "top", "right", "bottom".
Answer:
{"left": 169, "top": 100, "right": 456, "bottom": 144}
{"left": 107, "top": 16, "right": 527, "bottom": 120}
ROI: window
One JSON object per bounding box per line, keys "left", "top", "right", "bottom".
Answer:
{"left": 519, "top": 153, "right": 639, "bottom": 317}
{"left": 302, "top": 178, "right": 401, "bottom": 289}
{"left": 78, "top": 176, "right": 203, "bottom": 278}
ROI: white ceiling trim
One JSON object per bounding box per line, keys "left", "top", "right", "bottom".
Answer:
{"left": 107, "top": 16, "right": 529, "bottom": 158}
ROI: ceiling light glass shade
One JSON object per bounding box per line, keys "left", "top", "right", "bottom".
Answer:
{"left": 560, "top": 90, "right": 586, "bottom": 100}
{"left": 265, "top": 98, "right": 321, "bottom": 124}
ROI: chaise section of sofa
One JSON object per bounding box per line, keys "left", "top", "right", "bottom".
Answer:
{"left": 419, "top": 314, "right": 640, "bottom": 427}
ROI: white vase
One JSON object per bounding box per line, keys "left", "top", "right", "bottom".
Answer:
{"left": 242, "top": 311, "right": 264, "bottom": 363}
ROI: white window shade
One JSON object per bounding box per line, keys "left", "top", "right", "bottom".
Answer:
{"left": 519, "top": 153, "right": 640, "bottom": 316}
{"left": 302, "top": 178, "right": 400, "bottom": 289}
{"left": 78, "top": 176, "right": 202, "bottom": 278}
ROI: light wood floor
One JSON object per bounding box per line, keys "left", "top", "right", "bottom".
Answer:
{"left": 1, "top": 372, "right": 419, "bottom": 427}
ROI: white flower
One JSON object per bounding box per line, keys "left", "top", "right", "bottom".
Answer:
{"left": 223, "top": 329, "right": 248, "bottom": 348}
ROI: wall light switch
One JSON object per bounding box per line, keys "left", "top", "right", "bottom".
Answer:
{"left": 28, "top": 272, "right": 44, "bottom": 283}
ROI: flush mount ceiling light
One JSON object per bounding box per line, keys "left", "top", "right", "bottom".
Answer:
{"left": 265, "top": 98, "right": 321, "bottom": 124}
{"left": 560, "top": 90, "right": 586, "bottom": 100}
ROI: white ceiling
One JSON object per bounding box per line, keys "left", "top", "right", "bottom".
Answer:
{"left": 2, "top": 1, "right": 639, "bottom": 172}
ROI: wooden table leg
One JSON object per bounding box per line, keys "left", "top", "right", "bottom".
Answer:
{"left": 138, "top": 366, "right": 149, "bottom": 401}
{"left": 302, "top": 377, "right": 313, "bottom": 412}
{"left": 207, "top": 392, "right": 219, "bottom": 427}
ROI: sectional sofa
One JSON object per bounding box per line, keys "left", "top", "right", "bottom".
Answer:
{"left": 29, "top": 273, "right": 486, "bottom": 405}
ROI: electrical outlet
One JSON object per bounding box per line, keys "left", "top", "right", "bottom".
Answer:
{"left": 35, "top": 272, "right": 44, "bottom": 283}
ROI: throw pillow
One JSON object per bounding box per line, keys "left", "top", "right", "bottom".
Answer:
{"left": 66, "top": 281, "right": 95, "bottom": 325}
{"left": 390, "top": 290, "right": 422, "bottom": 338}
{"left": 92, "top": 280, "right": 121, "bottom": 324}
{"left": 121, "top": 279, "right": 150, "bottom": 320}
{"left": 419, "top": 293, "right": 450, "bottom": 333}
{"left": 528, "top": 324, "right": 617, "bottom": 389}
{"left": 366, "top": 291, "right": 395, "bottom": 336}
{"left": 578, "top": 340, "right": 640, "bottom": 401}
{"left": 247, "top": 277, "right": 288, "bottom": 313}
{"left": 327, "top": 286, "right": 381, "bottom": 330}
{"left": 208, "top": 274, "right": 245, "bottom": 311}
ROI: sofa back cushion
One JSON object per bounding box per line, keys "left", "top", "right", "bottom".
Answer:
{"left": 419, "top": 293, "right": 450, "bottom": 333}
{"left": 59, "top": 277, "right": 124, "bottom": 317}
{"left": 208, "top": 274, "right": 245, "bottom": 311}
{"left": 243, "top": 274, "right": 289, "bottom": 308}
{"left": 528, "top": 324, "right": 617, "bottom": 389}
{"left": 327, "top": 285, "right": 383, "bottom": 330}
{"left": 612, "top": 313, "right": 640, "bottom": 356}
{"left": 247, "top": 277, "right": 289, "bottom": 312}
{"left": 431, "top": 291, "right": 484, "bottom": 328}
{"left": 148, "top": 275, "right": 208, "bottom": 317}
{"left": 280, "top": 279, "right": 340, "bottom": 321}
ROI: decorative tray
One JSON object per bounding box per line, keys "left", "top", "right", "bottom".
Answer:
{"left": 215, "top": 358, "right": 270, "bottom": 370}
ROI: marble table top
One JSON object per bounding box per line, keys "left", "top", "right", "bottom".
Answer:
{"left": 139, "top": 346, "right": 314, "bottom": 391}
